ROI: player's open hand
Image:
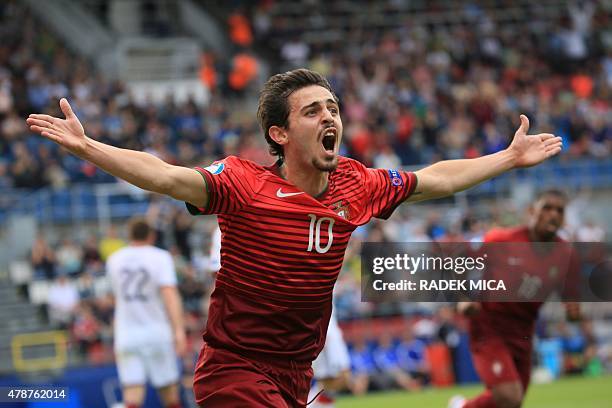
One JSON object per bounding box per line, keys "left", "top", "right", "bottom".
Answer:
{"left": 26, "top": 98, "right": 87, "bottom": 156}
{"left": 507, "top": 115, "right": 563, "bottom": 168}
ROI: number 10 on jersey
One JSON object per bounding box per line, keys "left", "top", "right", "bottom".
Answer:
{"left": 307, "top": 214, "right": 335, "bottom": 254}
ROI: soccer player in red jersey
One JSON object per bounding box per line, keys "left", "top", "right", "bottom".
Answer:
{"left": 451, "top": 189, "right": 580, "bottom": 408}
{"left": 27, "top": 69, "right": 563, "bottom": 407}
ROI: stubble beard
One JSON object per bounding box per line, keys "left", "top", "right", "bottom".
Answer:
{"left": 312, "top": 156, "right": 338, "bottom": 172}
{"left": 535, "top": 223, "right": 558, "bottom": 242}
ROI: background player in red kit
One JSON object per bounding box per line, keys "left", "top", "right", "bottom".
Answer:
{"left": 451, "top": 189, "right": 580, "bottom": 408}
{"left": 27, "top": 69, "right": 563, "bottom": 407}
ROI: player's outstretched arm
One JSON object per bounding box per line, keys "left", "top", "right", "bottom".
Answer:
{"left": 26, "top": 99, "right": 207, "bottom": 207}
{"left": 406, "top": 115, "right": 562, "bottom": 203}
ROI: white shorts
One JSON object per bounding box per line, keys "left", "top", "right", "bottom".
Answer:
{"left": 115, "top": 341, "right": 180, "bottom": 388}
{"left": 312, "top": 314, "right": 350, "bottom": 380}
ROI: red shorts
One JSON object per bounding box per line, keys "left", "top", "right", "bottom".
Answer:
{"left": 470, "top": 335, "right": 532, "bottom": 391}
{"left": 193, "top": 342, "right": 313, "bottom": 407}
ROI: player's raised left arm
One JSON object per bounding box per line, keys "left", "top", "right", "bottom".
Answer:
{"left": 406, "top": 115, "right": 562, "bottom": 203}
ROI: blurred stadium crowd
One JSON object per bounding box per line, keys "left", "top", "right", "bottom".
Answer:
{"left": 0, "top": 0, "right": 611, "bottom": 189}
{"left": 0, "top": 0, "right": 610, "bottom": 396}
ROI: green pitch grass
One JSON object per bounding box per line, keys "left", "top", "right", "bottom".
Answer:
{"left": 337, "top": 376, "right": 611, "bottom": 408}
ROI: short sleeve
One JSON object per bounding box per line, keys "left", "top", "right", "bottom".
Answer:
{"left": 483, "top": 229, "right": 504, "bottom": 243}
{"left": 363, "top": 167, "right": 418, "bottom": 220}
{"left": 157, "top": 251, "right": 177, "bottom": 287}
{"left": 185, "top": 156, "right": 255, "bottom": 216}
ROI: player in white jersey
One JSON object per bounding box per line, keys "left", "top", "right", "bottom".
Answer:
{"left": 308, "top": 308, "right": 351, "bottom": 407}
{"left": 208, "top": 226, "right": 222, "bottom": 272}
{"left": 107, "top": 218, "right": 186, "bottom": 408}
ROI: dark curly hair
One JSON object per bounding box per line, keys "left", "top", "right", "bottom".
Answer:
{"left": 257, "top": 69, "right": 338, "bottom": 160}
{"left": 535, "top": 188, "right": 568, "bottom": 202}
{"left": 128, "top": 217, "right": 151, "bottom": 241}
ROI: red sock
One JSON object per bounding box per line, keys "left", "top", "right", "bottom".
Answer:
{"left": 463, "top": 390, "right": 497, "bottom": 408}
{"left": 125, "top": 404, "right": 140, "bottom": 408}
{"left": 165, "top": 403, "right": 182, "bottom": 408}
{"left": 317, "top": 391, "right": 335, "bottom": 403}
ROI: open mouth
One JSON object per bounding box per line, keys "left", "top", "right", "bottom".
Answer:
{"left": 321, "top": 128, "right": 336, "bottom": 153}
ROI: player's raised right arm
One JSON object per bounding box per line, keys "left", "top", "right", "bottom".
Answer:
{"left": 26, "top": 98, "right": 208, "bottom": 207}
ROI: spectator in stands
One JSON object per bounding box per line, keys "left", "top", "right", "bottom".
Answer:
{"left": 81, "top": 235, "right": 104, "bottom": 276}
{"left": 396, "top": 327, "right": 431, "bottom": 388}
{"left": 30, "top": 234, "right": 56, "bottom": 280}
{"left": 412, "top": 313, "right": 438, "bottom": 342}
{"left": 38, "top": 144, "right": 69, "bottom": 188}
{"left": 199, "top": 53, "right": 218, "bottom": 92}
{"left": 228, "top": 7, "right": 253, "bottom": 48}
{"left": 228, "top": 52, "right": 259, "bottom": 94}
{"left": 56, "top": 237, "right": 83, "bottom": 276}
{"left": 372, "top": 332, "right": 420, "bottom": 391}
{"left": 10, "top": 141, "right": 45, "bottom": 189}
{"left": 171, "top": 209, "right": 194, "bottom": 261}
{"left": 349, "top": 338, "right": 376, "bottom": 395}
{"left": 77, "top": 271, "right": 99, "bottom": 305}
{"left": 437, "top": 222, "right": 466, "bottom": 243}
{"left": 177, "top": 265, "right": 207, "bottom": 315}
{"left": 281, "top": 35, "right": 310, "bottom": 68}
{"left": 2, "top": 0, "right": 609, "bottom": 193}
{"left": 425, "top": 212, "right": 446, "bottom": 240}
{"left": 558, "top": 321, "right": 588, "bottom": 374}
{"left": 91, "top": 293, "right": 114, "bottom": 333}
{"left": 579, "top": 319, "right": 606, "bottom": 376}
{"left": 72, "top": 303, "right": 102, "bottom": 358}
{"left": 46, "top": 273, "right": 79, "bottom": 328}
{"left": 98, "top": 225, "right": 125, "bottom": 262}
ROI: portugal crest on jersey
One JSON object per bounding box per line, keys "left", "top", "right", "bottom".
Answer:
{"left": 331, "top": 200, "right": 351, "bottom": 220}
{"left": 204, "top": 161, "right": 225, "bottom": 175}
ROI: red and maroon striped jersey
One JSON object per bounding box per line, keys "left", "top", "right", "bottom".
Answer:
{"left": 470, "top": 226, "right": 577, "bottom": 344}
{"left": 186, "top": 155, "right": 417, "bottom": 362}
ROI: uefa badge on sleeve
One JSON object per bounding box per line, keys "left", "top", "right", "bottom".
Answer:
{"left": 204, "top": 161, "right": 225, "bottom": 175}
{"left": 388, "top": 169, "right": 403, "bottom": 187}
